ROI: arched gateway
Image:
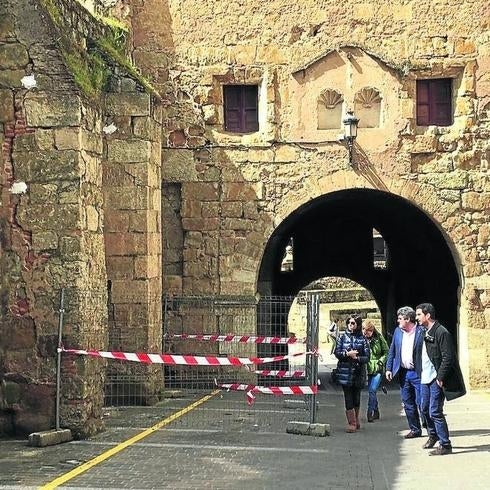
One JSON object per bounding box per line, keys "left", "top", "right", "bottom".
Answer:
{"left": 258, "top": 189, "right": 461, "bottom": 344}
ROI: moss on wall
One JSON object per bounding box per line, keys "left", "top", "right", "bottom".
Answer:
{"left": 39, "top": 0, "right": 159, "bottom": 99}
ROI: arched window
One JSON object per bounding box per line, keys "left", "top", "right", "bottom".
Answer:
{"left": 317, "top": 89, "right": 343, "bottom": 130}
{"left": 354, "top": 87, "right": 382, "bottom": 128}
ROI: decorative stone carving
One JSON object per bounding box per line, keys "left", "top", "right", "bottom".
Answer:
{"left": 318, "top": 89, "right": 343, "bottom": 109}
{"left": 354, "top": 87, "right": 382, "bottom": 128}
{"left": 318, "top": 89, "right": 343, "bottom": 130}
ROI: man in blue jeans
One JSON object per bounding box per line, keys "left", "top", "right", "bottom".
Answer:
{"left": 386, "top": 306, "right": 425, "bottom": 438}
{"left": 416, "top": 303, "right": 466, "bottom": 455}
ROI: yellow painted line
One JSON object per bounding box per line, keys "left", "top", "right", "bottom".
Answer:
{"left": 40, "top": 389, "right": 220, "bottom": 489}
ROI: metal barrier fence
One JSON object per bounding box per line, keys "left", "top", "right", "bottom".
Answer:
{"left": 57, "top": 290, "right": 320, "bottom": 431}
{"left": 159, "top": 294, "right": 319, "bottom": 429}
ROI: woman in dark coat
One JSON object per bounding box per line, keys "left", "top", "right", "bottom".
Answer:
{"left": 334, "top": 315, "right": 370, "bottom": 433}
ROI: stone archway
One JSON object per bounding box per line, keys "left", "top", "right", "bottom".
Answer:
{"left": 258, "top": 188, "right": 460, "bottom": 344}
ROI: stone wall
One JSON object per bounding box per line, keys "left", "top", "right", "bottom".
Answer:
{"left": 0, "top": 0, "right": 109, "bottom": 435}
{"left": 127, "top": 0, "right": 490, "bottom": 388}
{"left": 1, "top": 0, "right": 489, "bottom": 438}
{"left": 103, "top": 84, "right": 163, "bottom": 404}
{"left": 0, "top": 0, "right": 165, "bottom": 436}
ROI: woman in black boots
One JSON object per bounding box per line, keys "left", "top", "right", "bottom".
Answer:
{"left": 334, "top": 315, "right": 370, "bottom": 433}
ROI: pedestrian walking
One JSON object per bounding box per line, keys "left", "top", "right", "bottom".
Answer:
{"left": 385, "top": 306, "right": 425, "bottom": 438}
{"left": 362, "top": 320, "right": 389, "bottom": 422}
{"left": 416, "top": 303, "right": 466, "bottom": 455}
{"left": 334, "top": 315, "right": 370, "bottom": 433}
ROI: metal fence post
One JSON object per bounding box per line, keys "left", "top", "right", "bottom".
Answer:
{"left": 306, "top": 293, "right": 319, "bottom": 424}
{"left": 55, "top": 288, "right": 65, "bottom": 431}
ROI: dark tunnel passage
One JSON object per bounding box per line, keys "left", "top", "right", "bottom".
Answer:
{"left": 258, "top": 189, "right": 461, "bottom": 345}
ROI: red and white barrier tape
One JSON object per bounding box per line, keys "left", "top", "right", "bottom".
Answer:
{"left": 60, "top": 347, "right": 311, "bottom": 366}
{"left": 254, "top": 370, "right": 305, "bottom": 378}
{"left": 217, "top": 382, "right": 318, "bottom": 405}
{"left": 166, "top": 334, "right": 304, "bottom": 344}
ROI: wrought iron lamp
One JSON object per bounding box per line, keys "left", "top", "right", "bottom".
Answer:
{"left": 342, "top": 110, "right": 359, "bottom": 165}
{"left": 280, "top": 238, "right": 294, "bottom": 272}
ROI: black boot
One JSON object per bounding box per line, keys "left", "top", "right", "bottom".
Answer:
{"left": 367, "top": 411, "right": 374, "bottom": 423}
{"left": 373, "top": 408, "right": 380, "bottom": 420}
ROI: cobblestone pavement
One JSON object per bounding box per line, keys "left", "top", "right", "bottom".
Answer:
{"left": 0, "top": 384, "right": 488, "bottom": 489}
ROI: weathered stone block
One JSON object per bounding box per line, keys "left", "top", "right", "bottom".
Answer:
{"left": 106, "top": 256, "right": 134, "bottom": 279}
{"left": 163, "top": 275, "right": 183, "bottom": 294}
{"left": 105, "top": 187, "right": 149, "bottom": 210}
{"left": 0, "top": 88, "right": 14, "bottom": 122}
{"left": 182, "top": 217, "right": 219, "bottom": 231}
{"left": 59, "top": 236, "right": 82, "bottom": 259}
{"left": 286, "top": 421, "right": 330, "bottom": 437}
{"left": 135, "top": 255, "right": 161, "bottom": 279}
{"left": 107, "top": 139, "right": 151, "bottom": 163}
{"left": 13, "top": 149, "right": 80, "bottom": 182}
{"left": 106, "top": 93, "right": 151, "bottom": 116}
{"left": 0, "top": 69, "right": 24, "bottom": 88}
{"left": 0, "top": 11, "right": 14, "bottom": 40}
{"left": 105, "top": 232, "right": 148, "bottom": 255}
{"left": 222, "top": 183, "right": 257, "bottom": 201}
{"left": 202, "top": 202, "right": 219, "bottom": 218}
{"left": 410, "top": 135, "right": 437, "bottom": 154}
{"left": 28, "top": 429, "right": 73, "bottom": 447}
{"left": 24, "top": 93, "right": 81, "bottom": 127}
{"left": 17, "top": 204, "right": 80, "bottom": 232}
{"left": 34, "top": 129, "right": 54, "bottom": 150}
{"left": 133, "top": 116, "right": 159, "bottom": 141}
{"left": 274, "top": 145, "right": 298, "bottom": 162}
{"left": 221, "top": 201, "right": 242, "bottom": 217}
{"left": 111, "top": 279, "right": 150, "bottom": 303}
{"left": 53, "top": 128, "right": 80, "bottom": 150}
{"left": 462, "top": 192, "right": 490, "bottom": 211}
{"left": 223, "top": 218, "right": 255, "bottom": 231}
{"left": 181, "top": 199, "right": 202, "bottom": 218}
{"left": 29, "top": 183, "right": 58, "bottom": 204}
{"left": 86, "top": 205, "right": 99, "bottom": 231}
{"left": 421, "top": 171, "right": 468, "bottom": 190}
{"left": 104, "top": 209, "right": 131, "bottom": 232}
{"left": 182, "top": 182, "right": 219, "bottom": 201}
{"left": 32, "top": 231, "right": 58, "bottom": 250}
{"left": 454, "top": 38, "right": 476, "bottom": 55}
{"left": 0, "top": 43, "right": 29, "bottom": 68}
{"left": 59, "top": 189, "right": 79, "bottom": 204}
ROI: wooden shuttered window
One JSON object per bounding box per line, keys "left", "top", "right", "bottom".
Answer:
{"left": 416, "top": 79, "right": 453, "bottom": 126}
{"left": 224, "top": 85, "right": 259, "bottom": 133}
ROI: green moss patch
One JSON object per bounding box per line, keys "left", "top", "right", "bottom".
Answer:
{"left": 40, "top": 0, "right": 160, "bottom": 100}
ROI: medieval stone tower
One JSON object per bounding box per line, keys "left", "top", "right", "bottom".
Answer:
{"left": 1, "top": 0, "right": 489, "bottom": 436}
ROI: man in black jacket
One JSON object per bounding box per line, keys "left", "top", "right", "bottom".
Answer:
{"left": 415, "top": 303, "right": 466, "bottom": 456}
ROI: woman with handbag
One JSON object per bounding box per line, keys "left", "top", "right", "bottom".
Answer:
{"left": 334, "top": 315, "right": 370, "bottom": 433}
{"left": 362, "top": 320, "right": 389, "bottom": 422}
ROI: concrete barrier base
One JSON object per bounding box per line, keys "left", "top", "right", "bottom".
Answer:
{"left": 28, "top": 429, "right": 73, "bottom": 447}
{"left": 286, "top": 421, "right": 330, "bottom": 437}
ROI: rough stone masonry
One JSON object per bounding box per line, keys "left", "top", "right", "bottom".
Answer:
{"left": 0, "top": 0, "right": 489, "bottom": 436}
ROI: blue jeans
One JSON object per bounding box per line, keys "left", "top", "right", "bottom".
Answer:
{"left": 367, "top": 373, "right": 382, "bottom": 412}
{"left": 399, "top": 369, "right": 421, "bottom": 433}
{"left": 421, "top": 380, "right": 451, "bottom": 446}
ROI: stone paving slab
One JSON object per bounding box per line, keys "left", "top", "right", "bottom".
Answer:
{"left": 0, "top": 388, "right": 488, "bottom": 489}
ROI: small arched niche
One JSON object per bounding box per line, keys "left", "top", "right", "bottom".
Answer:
{"left": 317, "top": 89, "right": 343, "bottom": 130}
{"left": 354, "top": 87, "right": 382, "bottom": 128}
